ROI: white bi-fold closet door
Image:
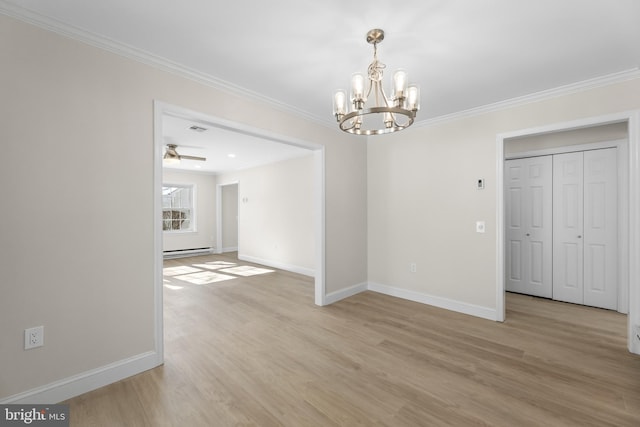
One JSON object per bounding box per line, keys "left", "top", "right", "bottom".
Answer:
{"left": 505, "top": 148, "right": 618, "bottom": 310}
{"left": 553, "top": 149, "right": 617, "bottom": 309}
{"left": 505, "top": 156, "right": 553, "bottom": 298}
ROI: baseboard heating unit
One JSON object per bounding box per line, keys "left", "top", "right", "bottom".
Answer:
{"left": 163, "top": 247, "right": 213, "bottom": 259}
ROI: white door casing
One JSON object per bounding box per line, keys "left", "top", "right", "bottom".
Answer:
{"left": 505, "top": 156, "right": 553, "bottom": 298}
{"left": 496, "top": 111, "right": 638, "bottom": 355}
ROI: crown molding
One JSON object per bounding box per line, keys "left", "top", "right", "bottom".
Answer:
{"left": 3, "top": 2, "right": 637, "bottom": 133}
{"left": 414, "top": 68, "right": 640, "bottom": 128}
{"left": 0, "top": 2, "right": 334, "bottom": 129}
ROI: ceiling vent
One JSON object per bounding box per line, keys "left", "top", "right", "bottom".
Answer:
{"left": 189, "top": 125, "right": 207, "bottom": 132}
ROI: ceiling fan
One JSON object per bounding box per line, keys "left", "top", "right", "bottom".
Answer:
{"left": 163, "top": 144, "right": 206, "bottom": 164}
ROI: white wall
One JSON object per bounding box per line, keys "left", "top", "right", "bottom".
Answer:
{"left": 368, "top": 77, "right": 640, "bottom": 321}
{"left": 218, "top": 155, "right": 315, "bottom": 275}
{"left": 0, "top": 14, "right": 367, "bottom": 401}
{"left": 162, "top": 170, "right": 217, "bottom": 252}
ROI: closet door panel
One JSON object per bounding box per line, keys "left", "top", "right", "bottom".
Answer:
{"left": 505, "top": 156, "right": 552, "bottom": 297}
{"left": 583, "top": 148, "right": 617, "bottom": 310}
{"left": 553, "top": 152, "right": 584, "bottom": 304}
{"left": 526, "top": 157, "right": 553, "bottom": 298}
{"left": 506, "top": 162, "right": 526, "bottom": 293}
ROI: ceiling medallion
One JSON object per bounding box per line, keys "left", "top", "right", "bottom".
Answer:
{"left": 333, "top": 29, "right": 420, "bottom": 136}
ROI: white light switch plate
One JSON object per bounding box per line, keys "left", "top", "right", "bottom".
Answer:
{"left": 476, "top": 221, "right": 485, "bottom": 233}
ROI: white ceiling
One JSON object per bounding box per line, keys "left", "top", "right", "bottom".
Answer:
{"left": 3, "top": 0, "right": 640, "bottom": 172}
{"left": 162, "top": 115, "right": 312, "bottom": 174}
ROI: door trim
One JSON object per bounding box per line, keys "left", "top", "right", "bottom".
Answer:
{"left": 504, "top": 139, "right": 626, "bottom": 160}
{"left": 496, "top": 110, "right": 640, "bottom": 355}
{"left": 506, "top": 141, "right": 628, "bottom": 313}
{"left": 154, "top": 101, "right": 328, "bottom": 368}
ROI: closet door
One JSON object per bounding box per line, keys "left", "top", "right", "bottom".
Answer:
{"left": 505, "top": 156, "right": 553, "bottom": 298}
{"left": 552, "top": 152, "right": 584, "bottom": 304}
{"left": 553, "top": 148, "right": 617, "bottom": 309}
{"left": 583, "top": 148, "right": 617, "bottom": 310}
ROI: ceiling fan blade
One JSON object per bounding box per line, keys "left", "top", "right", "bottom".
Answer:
{"left": 179, "top": 155, "right": 207, "bottom": 161}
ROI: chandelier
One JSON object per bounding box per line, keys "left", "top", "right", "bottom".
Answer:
{"left": 333, "top": 29, "right": 420, "bottom": 135}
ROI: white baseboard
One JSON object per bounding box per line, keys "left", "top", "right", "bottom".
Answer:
{"left": 324, "top": 282, "right": 368, "bottom": 305}
{"left": 238, "top": 254, "right": 314, "bottom": 277}
{"left": 222, "top": 246, "right": 238, "bottom": 253}
{"left": 367, "top": 282, "right": 498, "bottom": 321}
{"left": 0, "top": 351, "right": 162, "bottom": 404}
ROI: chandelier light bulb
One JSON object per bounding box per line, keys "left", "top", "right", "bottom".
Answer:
{"left": 407, "top": 85, "right": 420, "bottom": 111}
{"left": 333, "top": 90, "right": 347, "bottom": 117}
{"left": 351, "top": 73, "right": 366, "bottom": 103}
{"left": 393, "top": 69, "right": 408, "bottom": 100}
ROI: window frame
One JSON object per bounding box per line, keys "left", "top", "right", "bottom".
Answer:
{"left": 162, "top": 183, "right": 197, "bottom": 233}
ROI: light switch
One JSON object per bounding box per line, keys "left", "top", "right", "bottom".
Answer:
{"left": 476, "top": 221, "right": 486, "bottom": 233}
{"left": 477, "top": 178, "right": 485, "bottom": 189}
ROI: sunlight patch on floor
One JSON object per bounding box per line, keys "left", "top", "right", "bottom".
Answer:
{"left": 192, "top": 261, "right": 237, "bottom": 270}
{"left": 174, "top": 271, "right": 236, "bottom": 285}
{"left": 163, "top": 266, "right": 202, "bottom": 276}
{"left": 219, "top": 266, "right": 275, "bottom": 276}
{"left": 164, "top": 259, "right": 275, "bottom": 288}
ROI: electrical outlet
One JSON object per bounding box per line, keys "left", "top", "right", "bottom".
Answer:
{"left": 25, "top": 326, "right": 44, "bottom": 350}
{"left": 410, "top": 263, "right": 417, "bottom": 273}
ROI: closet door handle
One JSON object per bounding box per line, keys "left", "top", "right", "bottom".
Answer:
{"left": 577, "top": 235, "right": 582, "bottom": 238}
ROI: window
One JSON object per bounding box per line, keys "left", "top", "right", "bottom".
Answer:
{"left": 162, "top": 185, "right": 194, "bottom": 232}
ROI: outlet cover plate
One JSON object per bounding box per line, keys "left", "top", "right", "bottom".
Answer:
{"left": 25, "top": 326, "right": 44, "bottom": 350}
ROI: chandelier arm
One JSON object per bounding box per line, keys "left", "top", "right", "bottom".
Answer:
{"left": 379, "top": 84, "right": 393, "bottom": 108}
{"left": 340, "top": 118, "right": 356, "bottom": 131}
{"left": 373, "top": 81, "right": 381, "bottom": 108}
{"left": 365, "top": 79, "right": 374, "bottom": 102}
{"left": 392, "top": 113, "right": 413, "bottom": 128}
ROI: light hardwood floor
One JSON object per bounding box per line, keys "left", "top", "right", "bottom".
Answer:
{"left": 65, "top": 253, "right": 640, "bottom": 426}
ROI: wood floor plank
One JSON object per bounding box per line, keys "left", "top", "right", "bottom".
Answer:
{"left": 64, "top": 253, "right": 640, "bottom": 426}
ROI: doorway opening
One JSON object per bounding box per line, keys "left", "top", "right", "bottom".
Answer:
{"left": 217, "top": 182, "right": 239, "bottom": 254}
{"left": 496, "top": 111, "right": 640, "bottom": 355}
{"left": 504, "top": 132, "right": 627, "bottom": 311}
{"left": 153, "top": 101, "right": 326, "bottom": 363}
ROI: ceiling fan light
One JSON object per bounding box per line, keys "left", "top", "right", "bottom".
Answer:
{"left": 163, "top": 144, "right": 181, "bottom": 165}
{"left": 163, "top": 154, "right": 180, "bottom": 165}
